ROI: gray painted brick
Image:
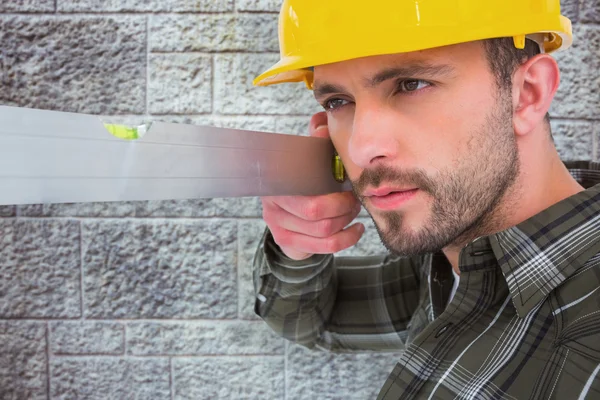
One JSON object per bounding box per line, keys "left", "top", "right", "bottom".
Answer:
{"left": 20, "top": 202, "right": 136, "bottom": 218}
{"left": 51, "top": 358, "right": 170, "bottom": 400}
{"left": 0, "top": 321, "right": 47, "bottom": 400}
{"left": 49, "top": 321, "right": 124, "bottom": 355}
{"left": 581, "top": 0, "right": 600, "bottom": 22}
{"left": 134, "top": 197, "right": 262, "bottom": 218}
{"left": 58, "top": 0, "right": 233, "bottom": 12}
{"left": 150, "top": 14, "right": 278, "bottom": 52}
{"left": 127, "top": 320, "right": 284, "bottom": 355}
{"left": 0, "top": 205, "right": 16, "bottom": 217}
{"left": 0, "top": 0, "right": 54, "bottom": 12}
{"left": 149, "top": 54, "right": 212, "bottom": 115}
{"left": 214, "top": 54, "right": 321, "bottom": 115}
{"left": 173, "top": 356, "right": 285, "bottom": 399}
{"left": 238, "top": 219, "right": 267, "bottom": 319}
{"left": 551, "top": 120, "right": 595, "bottom": 160}
{"left": 0, "top": 16, "right": 146, "bottom": 114}
{"left": 82, "top": 219, "right": 237, "bottom": 318}
{"left": 287, "top": 343, "right": 401, "bottom": 399}
{"left": 19, "top": 204, "right": 44, "bottom": 217}
{"left": 561, "top": 0, "right": 580, "bottom": 22}
{"left": 0, "top": 220, "right": 81, "bottom": 318}
{"left": 595, "top": 123, "right": 600, "bottom": 162}
{"left": 237, "top": 0, "right": 280, "bottom": 12}
{"left": 551, "top": 25, "right": 600, "bottom": 119}
{"left": 275, "top": 116, "right": 312, "bottom": 135}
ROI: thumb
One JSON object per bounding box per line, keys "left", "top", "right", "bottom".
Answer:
{"left": 309, "top": 112, "right": 330, "bottom": 139}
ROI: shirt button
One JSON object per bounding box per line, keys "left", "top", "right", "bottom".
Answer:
{"left": 435, "top": 323, "right": 453, "bottom": 338}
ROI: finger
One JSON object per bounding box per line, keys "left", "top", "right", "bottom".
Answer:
{"left": 274, "top": 222, "right": 365, "bottom": 257}
{"left": 272, "top": 203, "right": 361, "bottom": 239}
{"left": 265, "top": 192, "right": 360, "bottom": 221}
{"left": 309, "top": 112, "right": 330, "bottom": 138}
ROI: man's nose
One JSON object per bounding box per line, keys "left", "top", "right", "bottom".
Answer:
{"left": 347, "top": 104, "right": 401, "bottom": 169}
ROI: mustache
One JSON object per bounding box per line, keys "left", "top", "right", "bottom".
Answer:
{"left": 352, "top": 166, "right": 437, "bottom": 198}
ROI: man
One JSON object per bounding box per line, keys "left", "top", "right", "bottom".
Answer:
{"left": 252, "top": 1, "right": 600, "bottom": 398}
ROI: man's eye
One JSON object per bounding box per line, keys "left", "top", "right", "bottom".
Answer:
{"left": 397, "top": 79, "right": 430, "bottom": 93}
{"left": 324, "top": 98, "right": 350, "bottom": 110}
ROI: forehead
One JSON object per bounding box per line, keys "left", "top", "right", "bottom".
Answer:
{"left": 313, "top": 40, "right": 487, "bottom": 84}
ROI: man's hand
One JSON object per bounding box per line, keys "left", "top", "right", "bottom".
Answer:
{"left": 261, "top": 112, "right": 364, "bottom": 260}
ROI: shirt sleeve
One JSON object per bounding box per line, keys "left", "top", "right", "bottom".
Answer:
{"left": 252, "top": 227, "right": 423, "bottom": 353}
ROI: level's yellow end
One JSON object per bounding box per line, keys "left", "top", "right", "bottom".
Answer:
{"left": 103, "top": 123, "right": 140, "bottom": 140}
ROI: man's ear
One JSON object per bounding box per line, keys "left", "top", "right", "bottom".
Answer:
{"left": 511, "top": 54, "right": 560, "bottom": 136}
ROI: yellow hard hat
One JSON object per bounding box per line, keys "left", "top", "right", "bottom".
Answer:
{"left": 253, "top": 0, "right": 573, "bottom": 89}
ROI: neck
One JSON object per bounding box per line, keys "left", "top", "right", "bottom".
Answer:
{"left": 443, "top": 134, "right": 585, "bottom": 274}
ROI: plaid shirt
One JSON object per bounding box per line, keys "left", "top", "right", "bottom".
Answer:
{"left": 253, "top": 161, "right": 600, "bottom": 399}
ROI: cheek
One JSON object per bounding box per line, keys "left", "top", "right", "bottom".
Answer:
{"left": 411, "top": 93, "right": 492, "bottom": 167}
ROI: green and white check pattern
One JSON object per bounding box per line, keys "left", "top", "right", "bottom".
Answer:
{"left": 254, "top": 161, "right": 600, "bottom": 399}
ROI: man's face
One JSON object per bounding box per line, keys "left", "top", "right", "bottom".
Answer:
{"left": 313, "top": 41, "right": 520, "bottom": 256}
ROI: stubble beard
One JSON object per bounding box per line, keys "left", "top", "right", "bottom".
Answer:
{"left": 352, "top": 93, "right": 520, "bottom": 257}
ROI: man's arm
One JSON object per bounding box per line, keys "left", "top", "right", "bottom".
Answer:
{"left": 253, "top": 228, "right": 423, "bottom": 353}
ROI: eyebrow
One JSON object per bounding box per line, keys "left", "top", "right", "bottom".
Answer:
{"left": 366, "top": 63, "right": 456, "bottom": 87}
{"left": 313, "top": 62, "right": 456, "bottom": 100}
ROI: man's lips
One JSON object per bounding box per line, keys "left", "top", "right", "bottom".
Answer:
{"left": 364, "top": 186, "right": 418, "bottom": 197}
{"left": 364, "top": 187, "right": 419, "bottom": 210}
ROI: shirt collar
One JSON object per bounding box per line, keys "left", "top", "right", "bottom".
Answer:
{"left": 487, "top": 161, "right": 600, "bottom": 317}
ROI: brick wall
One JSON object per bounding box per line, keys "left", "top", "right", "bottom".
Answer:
{"left": 1, "top": 1, "right": 598, "bottom": 399}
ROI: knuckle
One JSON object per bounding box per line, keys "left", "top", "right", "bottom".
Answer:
{"left": 324, "top": 236, "right": 342, "bottom": 253}
{"left": 316, "top": 218, "right": 335, "bottom": 237}
{"left": 302, "top": 200, "right": 322, "bottom": 221}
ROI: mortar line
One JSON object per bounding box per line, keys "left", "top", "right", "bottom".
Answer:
{"left": 51, "top": 353, "right": 284, "bottom": 359}
{"left": 46, "top": 322, "right": 51, "bottom": 400}
{"left": 170, "top": 358, "right": 175, "bottom": 400}
{"left": 211, "top": 54, "right": 217, "bottom": 115}
{"left": 79, "top": 221, "right": 84, "bottom": 320}
{"left": 146, "top": 15, "right": 150, "bottom": 115}
{"left": 12, "top": 216, "right": 263, "bottom": 222}
{"left": 236, "top": 220, "right": 241, "bottom": 318}
{"left": 0, "top": 11, "right": 248, "bottom": 16}
{"left": 593, "top": 124, "right": 599, "bottom": 161}
{"left": 123, "top": 324, "right": 127, "bottom": 356}
{"left": 284, "top": 341, "right": 289, "bottom": 400}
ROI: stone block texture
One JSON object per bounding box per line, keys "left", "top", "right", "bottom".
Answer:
{"left": 51, "top": 358, "right": 170, "bottom": 399}
{"left": 0, "top": 0, "right": 54, "bottom": 12}
{"left": 148, "top": 54, "right": 212, "bottom": 115}
{"left": 0, "top": 321, "right": 47, "bottom": 400}
{"left": 0, "top": 220, "right": 81, "bottom": 318}
{"left": 0, "top": 205, "right": 16, "bottom": 217}
{"left": 173, "top": 356, "right": 285, "bottom": 399}
{"left": 49, "top": 321, "right": 124, "bottom": 355}
{"left": 126, "top": 320, "right": 284, "bottom": 355}
{"left": 57, "top": 0, "right": 233, "bottom": 12}
{"left": 0, "top": 16, "right": 146, "bottom": 114}
{"left": 82, "top": 220, "right": 238, "bottom": 318}
{"left": 1, "top": 1, "right": 599, "bottom": 399}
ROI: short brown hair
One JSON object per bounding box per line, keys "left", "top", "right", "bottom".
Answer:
{"left": 483, "top": 38, "right": 551, "bottom": 123}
